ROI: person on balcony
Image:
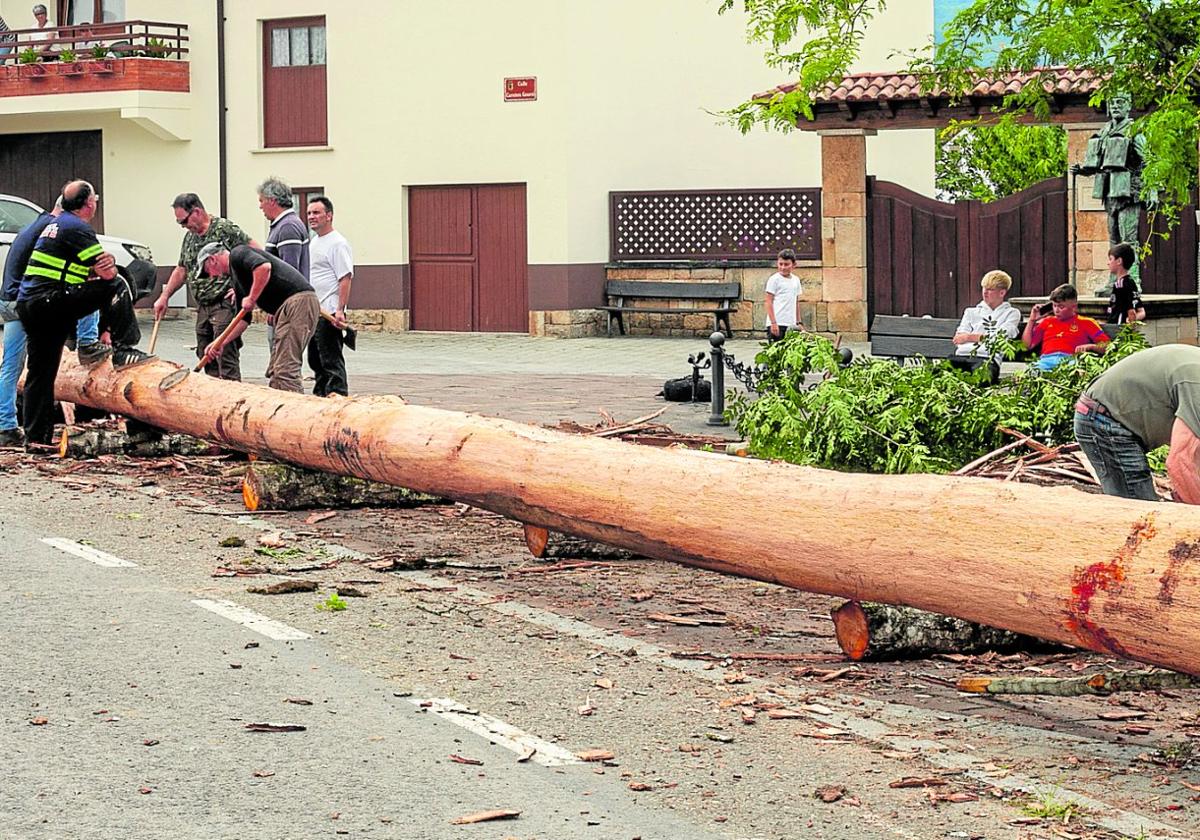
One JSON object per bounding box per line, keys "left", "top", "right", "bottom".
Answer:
{"left": 23, "top": 4, "right": 55, "bottom": 58}
{"left": 0, "top": 14, "right": 17, "bottom": 61}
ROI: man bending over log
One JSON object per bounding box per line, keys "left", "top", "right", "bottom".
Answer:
{"left": 1075, "top": 344, "right": 1200, "bottom": 503}
{"left": 15, "top": 180, "right": 155, "bottom": 448}
{"left": 195, "top": 242, "right": 320, "bottom": 393}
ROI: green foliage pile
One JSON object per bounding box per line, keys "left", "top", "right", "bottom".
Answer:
{"left": 728, "top": 329, "right": 1149, "bottom": 474}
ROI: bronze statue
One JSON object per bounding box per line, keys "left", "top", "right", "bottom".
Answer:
{"left": 1071, "top": 93, "right": 1149, "bottom": 288}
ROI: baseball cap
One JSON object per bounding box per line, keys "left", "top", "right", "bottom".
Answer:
{"left": 195, "top": 242, "right": 228, "bottom": 277}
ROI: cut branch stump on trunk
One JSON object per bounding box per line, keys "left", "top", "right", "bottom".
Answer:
{"left": 830, "top": 601, "right": 1063, "bottom": 661}
{"left": 243, "top": 461, "right": 443, "bottom": 511}
{"left": 521, "top": 523, "right": 635, "bottom": 561}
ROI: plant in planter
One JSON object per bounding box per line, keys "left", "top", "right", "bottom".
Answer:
{"left": 141, "top": 37, "right": 169, "bottom": 59}
{"left": 58, "top": 48, "right": 84, "bottom": 74}
{"left": 90, "top": 44, "right": 109, "bottom": 60}
{"left": 17, "top": 47, "right": 45, "bottom": 77}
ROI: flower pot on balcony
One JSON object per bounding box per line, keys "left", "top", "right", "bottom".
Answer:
{"left": 60, "top": 62, "right": 85, "bottom": 76}
{"left": 18, "top": 62, "right": 46, "bottom": 79}
{"left": 90, "top": 59, "right": 114, "bottom": 75}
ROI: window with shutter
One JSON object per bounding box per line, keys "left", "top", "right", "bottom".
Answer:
{"left": 263, "top": 17, "right": 328, "bottom": 148}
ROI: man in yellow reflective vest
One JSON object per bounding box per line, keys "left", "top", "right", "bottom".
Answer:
{"left": 14, "top": 180, "right": 155, "bottom": 448}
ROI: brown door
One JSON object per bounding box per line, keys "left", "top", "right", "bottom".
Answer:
{"left": 409, "top": 184, "right": 528, "bottom": 332}
{"left": 262, "top": 17, "right": 328, "bottom": 148}
{"left": 0, "top": 130, "right": 104, "bottom": 231}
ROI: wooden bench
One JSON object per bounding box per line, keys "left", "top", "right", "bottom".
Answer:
{"left": 869, "top": 314, "right": 1121, "bottom": 363}
{"left": 601, "top": 280, "right": 740, "bottom": 337}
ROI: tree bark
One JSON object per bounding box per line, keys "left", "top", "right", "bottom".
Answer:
{"left": 243, "top": 461, "right": 441, "bottom": 511}
{"left": 51, "top": 356, "right": 1200, "bottom": 676}
{"left": 830, "top": 601, "right": 1062, "bottom": 661}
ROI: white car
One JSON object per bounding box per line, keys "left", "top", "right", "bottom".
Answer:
{"left": 0, "top": 192, "right": 154, "bottom": 273}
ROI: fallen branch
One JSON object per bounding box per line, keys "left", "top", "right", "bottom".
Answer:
{"left": 831, "top": 601, "right": 1063, "bottom": 661}
{"left": 958, "top": 669, "right": 1200, "bottom": 696}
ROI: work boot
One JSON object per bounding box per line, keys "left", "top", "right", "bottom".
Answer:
{"left": 0, "top": 427, "right": 24, "bottom": 447}
{"left": 77, "top": 341, "right": 113, "bottom": 367}
{"left": 112, "top": 348, "right": 156, "bottom": 370}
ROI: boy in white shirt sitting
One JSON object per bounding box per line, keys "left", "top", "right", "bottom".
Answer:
{"left": 949, "top": 269, "right": 1021, "bottom": 383}
{"left": 764, "top": 249, "right": 803, "bottom": 343}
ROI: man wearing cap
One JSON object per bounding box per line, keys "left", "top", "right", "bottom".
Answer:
{"left": 1075, "top": 345, "right": 1200, "bottom": 504}
{"left": 153, "top": 193, "right": 257, "bottom": 381}
{"left": 16, "top": 180, "right": 154, "bottom": 447}
{"left": 195, "top": 242, "right": 319, "bottom": 393}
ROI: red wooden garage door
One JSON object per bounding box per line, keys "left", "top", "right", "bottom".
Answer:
{"left": 409, "top": 184, "right": 528, "bottom": 332}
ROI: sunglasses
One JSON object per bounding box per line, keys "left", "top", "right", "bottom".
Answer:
{"left": 177, "top": 208, "right": 196, "bottom": 226}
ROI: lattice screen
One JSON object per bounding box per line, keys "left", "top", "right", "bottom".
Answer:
{"left": 610, "top": 189, "right": 821, "bottom": 262}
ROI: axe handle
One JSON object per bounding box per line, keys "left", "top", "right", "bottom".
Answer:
{"left": 148, "top": 318, "right": 162, "bottom": 355}
{"left": 194, "top": 309, "right": 247, "bottom": 372}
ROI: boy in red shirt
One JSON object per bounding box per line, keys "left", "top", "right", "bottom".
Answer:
{"left": 1022, "top": 283, "right": 1109, "bottom": 372}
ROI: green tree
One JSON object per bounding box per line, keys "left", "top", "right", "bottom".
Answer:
{"left": 936, "top": 118, "right": 1066, "bottom": 201}
{"left": 720, "top": 0, "right": 1200, "bottom": 218}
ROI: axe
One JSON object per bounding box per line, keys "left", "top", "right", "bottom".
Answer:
{"left": 320, "top": 311, "right": 357, "bottom": 351}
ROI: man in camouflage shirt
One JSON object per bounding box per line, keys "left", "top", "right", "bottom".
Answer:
{"left": 153, "top": 193, "right": 259, "bottom": 380}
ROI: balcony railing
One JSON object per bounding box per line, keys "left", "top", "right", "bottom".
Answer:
{"left": 0, "top": 20, "right": 188, "bottom": 62}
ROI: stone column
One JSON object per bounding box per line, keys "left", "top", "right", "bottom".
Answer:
{"left": 1065, "top": 122, "right": 1108, "bottom": 294}
{"left": 818, "top": 128, "right": 874, "bottom": 340}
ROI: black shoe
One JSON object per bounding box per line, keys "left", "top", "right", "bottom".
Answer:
{"left": 65, "top": 337, "right": 77, "bottom": 352}
{"left": 78, "top": 341, "right": 113, "bottom": 367}
{"left": 0, "top": 427, "right": 23, "bottom": 447}
{"left": 112, "top": 348, "right": 156, "bottom": 370}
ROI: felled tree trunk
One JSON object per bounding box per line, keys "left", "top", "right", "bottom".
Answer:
{"left": 51, "top": 356, "right": 1200, "bottom": 676}
{"left": 522, "top": 524, "right": 636, "bottom": 560}
{"left": 830, "top": 601, "right": 1061, "bottom": 661}
{"left": 243, "top": 461, "right": 442, "bottom": 511}
{"left": 58, "top": 426, "right": 221, "bottom": 459}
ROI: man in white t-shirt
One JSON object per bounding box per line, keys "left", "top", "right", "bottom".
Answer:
{"left": 305, "top": 195, "right": 354, "bottom": 397}
{"left": 764, "top": 248, "right": 803, "bottom": 343}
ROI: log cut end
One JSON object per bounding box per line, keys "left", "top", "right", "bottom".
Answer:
{"left": 955, "top": 677, "right": 990, "bottom": 693}
{"left": 243, "top": 475, "right": 261, "bottom": 512}
{"left": 830, "top": 600, "right": 870, "bottom": 660}
{"left": 523, "top": 524, "right": 550, "bottom": 558}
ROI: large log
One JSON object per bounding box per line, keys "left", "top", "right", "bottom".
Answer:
{"left": 52, "top": 356, "right": 1200, "bottom": 676}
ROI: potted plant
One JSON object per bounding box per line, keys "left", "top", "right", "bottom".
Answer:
{"left": 58, "top": 48, "right": 83, "bottom": 75}
{"left": 141, "top": 37, "right": 169, "bottom": 59}
{"left": 90, "top": 43, "right": 114, "bottom": 74}
{"left": 17, "top": 47, "right": 45, "bottom": 78}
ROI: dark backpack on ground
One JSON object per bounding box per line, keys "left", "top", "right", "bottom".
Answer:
{"left": 660, "top": 376, "right": 712, "bottom": 402}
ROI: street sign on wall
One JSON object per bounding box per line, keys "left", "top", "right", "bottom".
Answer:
{"left": 504, "top": 77, "right": 537, "bottom": 102}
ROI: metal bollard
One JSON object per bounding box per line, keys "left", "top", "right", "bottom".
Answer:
{"left": 707, "top": 331, "right": 728, "bottom": 426}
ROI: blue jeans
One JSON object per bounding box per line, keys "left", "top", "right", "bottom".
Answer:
{"left": 0, "top": 302, "right": 99, "bottom": 431}
{"left": 1074, "top": 407, "right": 1157, "bottom": 501}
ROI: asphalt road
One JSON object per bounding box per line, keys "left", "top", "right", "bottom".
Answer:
{"left": 0, "top": 502, "right": 723, "bottom": 840}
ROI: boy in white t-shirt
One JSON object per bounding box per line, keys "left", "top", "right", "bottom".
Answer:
{"left": 764, "top": 249, "right": 803, "bottom": 343}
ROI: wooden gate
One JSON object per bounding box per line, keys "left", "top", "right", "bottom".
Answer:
{"left": 867, "top": 177, "right": 1067, "bottom": 319}
{"left": 0, "top": 130, "right": 104, "bottom": 231}
{"left": 409, "top": 184, "right": 528, "bottom": 332}
{"left": 1138, "top": 192, "right": 1198, "bottom": 296}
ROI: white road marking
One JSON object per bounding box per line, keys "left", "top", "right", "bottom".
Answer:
{"left": 407, "top": 697, "right": 581, "bottom": 767}
{"left": 40, "top": 537, "right": 137, "bottom": 568}
{"left": 191, "top": 599, "right": 311, "bottom": 641}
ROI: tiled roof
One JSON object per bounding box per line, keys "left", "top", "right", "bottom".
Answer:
{"left": 758, "top": 67, "right": 1102, "bottom": 105}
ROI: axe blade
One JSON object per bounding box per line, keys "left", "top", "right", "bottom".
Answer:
{"left": 342, "top": 324, "right": 357, "bottom": 351}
